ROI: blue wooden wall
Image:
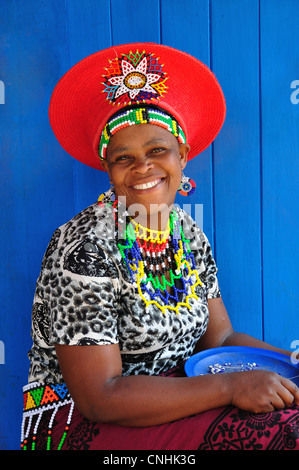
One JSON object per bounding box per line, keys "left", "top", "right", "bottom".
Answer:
{"left": 0, "top": 0, "right": 298, "bottom": 449}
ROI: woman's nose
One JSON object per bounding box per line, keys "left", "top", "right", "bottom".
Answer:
{"left": 132, "top": 157, "right": 153, "bottom": 174}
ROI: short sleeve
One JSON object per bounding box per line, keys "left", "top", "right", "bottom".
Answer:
{"left": 37, "top": 229, "right": 121, "bottom": 347}
{"left": 200, "top": 232, "right": 221, "bottom": 299}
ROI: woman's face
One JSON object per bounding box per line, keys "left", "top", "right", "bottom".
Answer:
{"left": 102, "top": 123, "right": 190, "bottom": 223}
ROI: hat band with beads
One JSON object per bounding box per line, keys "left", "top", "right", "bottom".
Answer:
{"left": 99, "top": 105, "right": 186, "bottom": 161}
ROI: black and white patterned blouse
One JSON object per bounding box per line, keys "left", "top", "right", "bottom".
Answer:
{"left": 28, "top": 201, "right": 221, "bottom": 385}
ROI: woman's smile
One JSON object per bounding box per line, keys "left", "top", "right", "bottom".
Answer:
{"left": 131, "top": 177, "right": 164, "bottom": 191}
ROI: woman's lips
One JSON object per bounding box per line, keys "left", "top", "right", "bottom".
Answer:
{"left": 131, "top": 178, "right": 163, "bottom": 190}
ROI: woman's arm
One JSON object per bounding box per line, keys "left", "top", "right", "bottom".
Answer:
{"left": 56, "top": 296, "right": 299, "bottom": 427}
{"left": 55, "top": 342, "right": 233, "bottom": 426}
{"left": 195, "top": 297, "right": 293, "bottom": 357}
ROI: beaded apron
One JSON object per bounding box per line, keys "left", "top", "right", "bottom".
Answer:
{"left": 21, "top": 381, "right": 74, "bottom": 450}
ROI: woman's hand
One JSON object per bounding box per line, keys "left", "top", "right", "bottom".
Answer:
{"left": 225, "top": 370, "right": 299, "bottom": 413}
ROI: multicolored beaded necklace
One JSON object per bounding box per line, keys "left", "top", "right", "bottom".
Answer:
{"left": 98, "top": 191, "right": 202, "bottom": 315}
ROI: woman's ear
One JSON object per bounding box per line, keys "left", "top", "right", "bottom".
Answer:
{"left": 101, "top": 159, "right": 109, "bottom": 173}
{"left": 101, "top": 160, "right": 113, "bottom": 183}
{"left": 179, "top": 143, "right": 190, "bottom": 170}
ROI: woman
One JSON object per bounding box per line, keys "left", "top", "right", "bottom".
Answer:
{"left": 21, "top": 43, "right": 299, "bottom": 450}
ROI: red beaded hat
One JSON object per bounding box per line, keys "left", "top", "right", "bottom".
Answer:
{"left": 49, "top": 42, "right": 226, "bottom": 171}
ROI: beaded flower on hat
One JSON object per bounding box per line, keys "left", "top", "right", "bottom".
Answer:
{"left": 102, "top": 50, "right": 168, "bottom": 105}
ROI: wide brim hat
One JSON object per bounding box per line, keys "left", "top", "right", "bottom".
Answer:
{"left": 49, "top": 42, "right": 226, "bottom": 171}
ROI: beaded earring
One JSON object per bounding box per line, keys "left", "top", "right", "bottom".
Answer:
{"left": 98, "top": 183, "right": 115, "bottom": 204}
{"left": 178, "top": 173, "right": 196, "bottom": 196}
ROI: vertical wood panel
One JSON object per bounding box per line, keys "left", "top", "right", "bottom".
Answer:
{"left": 160, "top": 0, "right": 214, "bottom": 244}
{"left": 260, "top": 0, "right": 299, "bottom": 349}
{"left": 111, "top": 0, "right": 161, "bottom": 45}
{"left": 66, "top": 0, "right": 112, "bottom": 212}
{"left": 0, "top": 0, "right": 71, "bottom": 449}
{"left": 210, "top": 0, "right": 263, "bottom": 338}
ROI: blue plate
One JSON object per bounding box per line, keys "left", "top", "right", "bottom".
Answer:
{"left": 185, "top": 346, "right": 299, "bottom": 386}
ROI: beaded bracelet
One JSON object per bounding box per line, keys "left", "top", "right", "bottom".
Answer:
{"left": 21, "top": 381, "right": 74, "bottom": 451}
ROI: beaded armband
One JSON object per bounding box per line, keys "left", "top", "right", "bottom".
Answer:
{"left": 21, "top": 381, "right": 74, "bottom": 450}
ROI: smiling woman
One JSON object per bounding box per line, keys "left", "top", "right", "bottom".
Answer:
{"left": 21, "top": 43, "right": 299, "bottom": 451}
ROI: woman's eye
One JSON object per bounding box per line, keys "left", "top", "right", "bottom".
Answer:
{"left": 115, "top": 155, "right": 130, "bottom": 162}
{"left": 151, "top": 147, "right": 166, "bottom": 154}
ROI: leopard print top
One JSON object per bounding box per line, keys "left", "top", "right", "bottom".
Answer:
{"left": 27, "top": 201, "right": 221, "bottom": 384}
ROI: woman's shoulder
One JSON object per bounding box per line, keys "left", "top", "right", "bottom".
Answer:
{"left": 60, "top": 201, "right": 115, "bottom": 239}
{"left": 37, "top": 202, "right": 122, "bottom": 287}
{"left": 44, "top": 202, "right": 119, "bottom": 264}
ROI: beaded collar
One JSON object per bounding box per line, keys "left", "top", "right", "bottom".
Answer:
{"left": 98, "top": 191, "right": 202, "bottom": 315}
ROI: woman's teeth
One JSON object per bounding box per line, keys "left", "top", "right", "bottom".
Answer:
{"left": 132, "top": 179, "right": 161, "bottom": 190}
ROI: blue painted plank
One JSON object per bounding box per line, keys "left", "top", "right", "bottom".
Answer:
{"left": 260, "top": 0, "right": 299, "bottom": 350}
{"left": 210, "top": 0, "right": 263, "bottom": 338}
{"left": 111, "top": 0, "right": 161, "bottom": 45}
{"left": 161, "top": 0, "right": 210, "bottom": 63}
{"left": 65, "top": 0, "right": 112, "bottom": 212}
{"left": 160, "top": 0, "right": 214, "bottom": 244}
{"left": 66, "top": 0, "right": 112, "bottom": 67}
{"left": 0, "top": 0, "right": 71, "bottom": 450}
